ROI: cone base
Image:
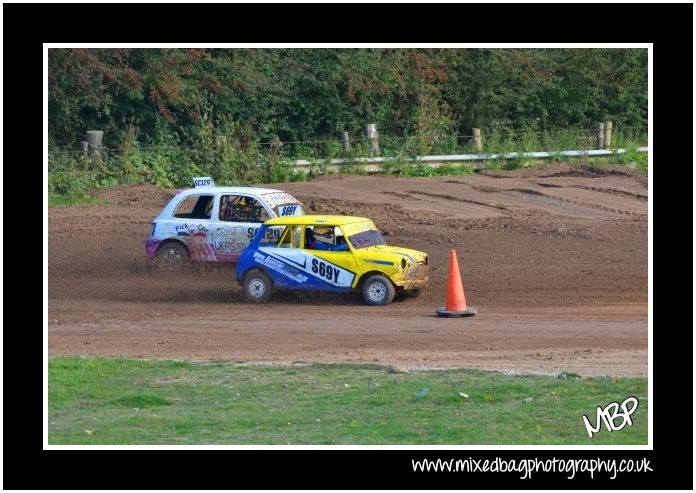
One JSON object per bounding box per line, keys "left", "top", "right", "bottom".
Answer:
{"left": 436, "top": 306, "right": 477, "bottom": 317}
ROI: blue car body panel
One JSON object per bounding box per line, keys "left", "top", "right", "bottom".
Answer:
{"left": 237, "top": 245, "right": 354, "bottom": 293}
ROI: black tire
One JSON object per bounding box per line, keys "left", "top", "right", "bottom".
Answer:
{"left": 156, "top": 242, "right": 189, "bottom": 270}
{"left": 361, "top": 274, "right": 395, "bottom": 306}
{"left": 243, "top": 270, "right": 273, "bottom": 303}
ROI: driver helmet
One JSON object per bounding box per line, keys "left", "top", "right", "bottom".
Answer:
{"left": 313, "top": 226, "right": 342, "bottom": 245}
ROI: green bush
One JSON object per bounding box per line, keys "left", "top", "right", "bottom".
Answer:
{"left": 47, "top": 122, "right": 648, "bottom": 199}
{"left": 616, "top": 143, "right": 648, "bottom": 172}
{"left": 431, "top": 164, "right": 474, "bottom": 176}
{"left": 48, "top": 169, "right": 97, "bottom": 196}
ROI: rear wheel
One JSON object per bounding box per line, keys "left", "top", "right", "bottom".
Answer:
{"left": 156, "top": 242, "right": 189, "bottom": 270}
{"left": 243, "top": 270, "right": 273, "bottom": 303}
{"left": 361, "top": 274, "right": 395, "bottom": 306}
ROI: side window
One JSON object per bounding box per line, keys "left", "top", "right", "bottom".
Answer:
{"left": 271, "top": 225, "right": 301, "bottom": 248}
{"left": 304, "top": 226, "right": 349, "bottom": 251}
{"left": 219, "top": 195, "right": 271, "bottom": 223}
{"left": 174, "top": 195, "right": 214, "bottom": 219}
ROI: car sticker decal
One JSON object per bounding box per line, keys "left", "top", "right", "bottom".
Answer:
{"left": 395, "top": 252, "right": 417, "bottom": 264}
{"left": 252, "top": 251, "right": 310, "bottom": 284}
{"left": 364, "top": 259, "right": 395, "bottom": 266}
{"left": 267, "top": 250, "right": 307, "bottom": 269}
{"left": 213, "top": 237, "right": 248, "bottom": 255}
{"left": 260, "top": 248, "right": 355, "bottom": 288}
{"left": 188, "top": 238, "right": 217, "bottom": 261}
{"left": 278, "top": 204, "right": 302, "bottom": 217}
{"left": 193, "top": 176, "right": 214, "bottom": 187}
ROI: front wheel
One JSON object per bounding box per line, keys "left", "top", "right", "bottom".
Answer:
{"left": 243, "top": 270, "right": 273, "bottom": 303}
{"left": 361, "top": 274, "right": 395, "bottom": 306}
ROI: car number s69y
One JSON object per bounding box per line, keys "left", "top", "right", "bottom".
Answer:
{"left": 280, "top": 205, "right": 299, "bottom": 216}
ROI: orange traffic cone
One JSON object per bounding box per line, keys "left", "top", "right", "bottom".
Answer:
{"left": 436, "top": 249, "right": 476, "bottom": 317}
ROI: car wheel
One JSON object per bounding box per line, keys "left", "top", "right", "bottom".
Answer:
{"left": 362, "top": 274, "right": 395, "bottom": 306}
{"left": 156, "top": 242, "right": 189, "bottom": 269}
{"left": 243, "top": 270, "right": 273, "bottom": 303}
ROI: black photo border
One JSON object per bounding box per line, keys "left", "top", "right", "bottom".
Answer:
{"left": 10, "top": 1, "right": 691, "bottom": 490}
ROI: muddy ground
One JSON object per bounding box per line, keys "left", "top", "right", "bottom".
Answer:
{"left": 48, "top": 164, "right": 648, "bottom": 376}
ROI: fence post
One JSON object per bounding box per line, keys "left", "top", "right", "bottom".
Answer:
{"left": 341, "top": 131, "right": 351, "bottom": 151}
{"left": 86, "top": 130, "right": 103, "bottom": 164}
{"left": 365, "top": 124, "right": 379, "bottom": 157}
{"left": 596, "top": 122, "right": 605, "bottom": 149}
{"left": 215, "top": 135, "right": 227, "bottom": 147}
{"left": 267, "top": 136, "right": 283, "bottom": 182}
{"left": 604, "top": 121, "right": 612, "bottom": 149}
{"left": 81, "top": 141, "right": 89, "bottom": 156}
{"left": 472, "top": 128, "right": 482, "bottom": 152}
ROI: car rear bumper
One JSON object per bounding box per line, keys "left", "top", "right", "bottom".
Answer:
{"left": 144, "top": 239, "right": 160, "bottom": 259}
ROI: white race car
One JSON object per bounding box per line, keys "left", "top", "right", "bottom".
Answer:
{"left": 145, "top": 177, "right": 305, "bottom": 267}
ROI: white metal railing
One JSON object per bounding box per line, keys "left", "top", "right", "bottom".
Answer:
{"left": 293, "top": 147, "right": 648, "bottom": 170}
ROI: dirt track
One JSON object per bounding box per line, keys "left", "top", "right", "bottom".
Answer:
{"left": 48, "top": 164, "right": 649, "bottom": 376}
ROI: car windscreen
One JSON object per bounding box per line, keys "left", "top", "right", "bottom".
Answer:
{"left": 348, "top": 229, "right": 386, "bottom": 249}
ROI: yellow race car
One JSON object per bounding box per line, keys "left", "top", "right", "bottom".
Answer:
{"left": 236, "top": 215, "right": 429, "bottom": 305}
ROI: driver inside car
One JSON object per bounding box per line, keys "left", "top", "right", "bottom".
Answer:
{"left": 305, "top": 226, "right": 349, "bottom": 251}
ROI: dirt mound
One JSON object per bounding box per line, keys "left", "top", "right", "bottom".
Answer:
{"left": 478, "top": 163, "right": 647, "bottom": 182}
{"left": 91, "top": 182, "right": 175, "bottom": 208}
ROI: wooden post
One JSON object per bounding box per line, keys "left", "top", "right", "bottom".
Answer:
{"left": 86, "top": 130, "right": 103, "bottom": 163}
{"left": 596, "top": 122, "right": 605, "bottom": 149}
{"left": 267, "top": 136, "right": 283, "bottom": 182}
{"left": 604, "top": 121, "right": 612, "bottom": 149}
{"left": 81, "top": 141, "right": 89, "bottom": 156}
{"left": 472, "top": 128, "right": 482, "bottom": 152}
{"left": 341, "top": 131, "right": 351, "bottom": 151}
{"left": 365, "top": 124, "right": 379, "bottom": 157}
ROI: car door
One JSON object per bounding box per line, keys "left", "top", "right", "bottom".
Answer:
{"left": 212, "top": 193, "right": 273, "bottom": 262}
{"left": 163, "top": 192, "right": 217, "bottom": 261}
{"left": 305, "top": 240, "right": 360, "bottom": 289}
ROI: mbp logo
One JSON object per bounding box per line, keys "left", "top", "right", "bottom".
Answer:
{"left": 582, "top": 396, "right": 638, "bottom": 438}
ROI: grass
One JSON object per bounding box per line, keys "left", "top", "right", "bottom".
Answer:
{"left": 48, "top": 357, "right": 648, "bottom": 445}
{"left": 48, "top": 193, "right": 105, "bottom": 207}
